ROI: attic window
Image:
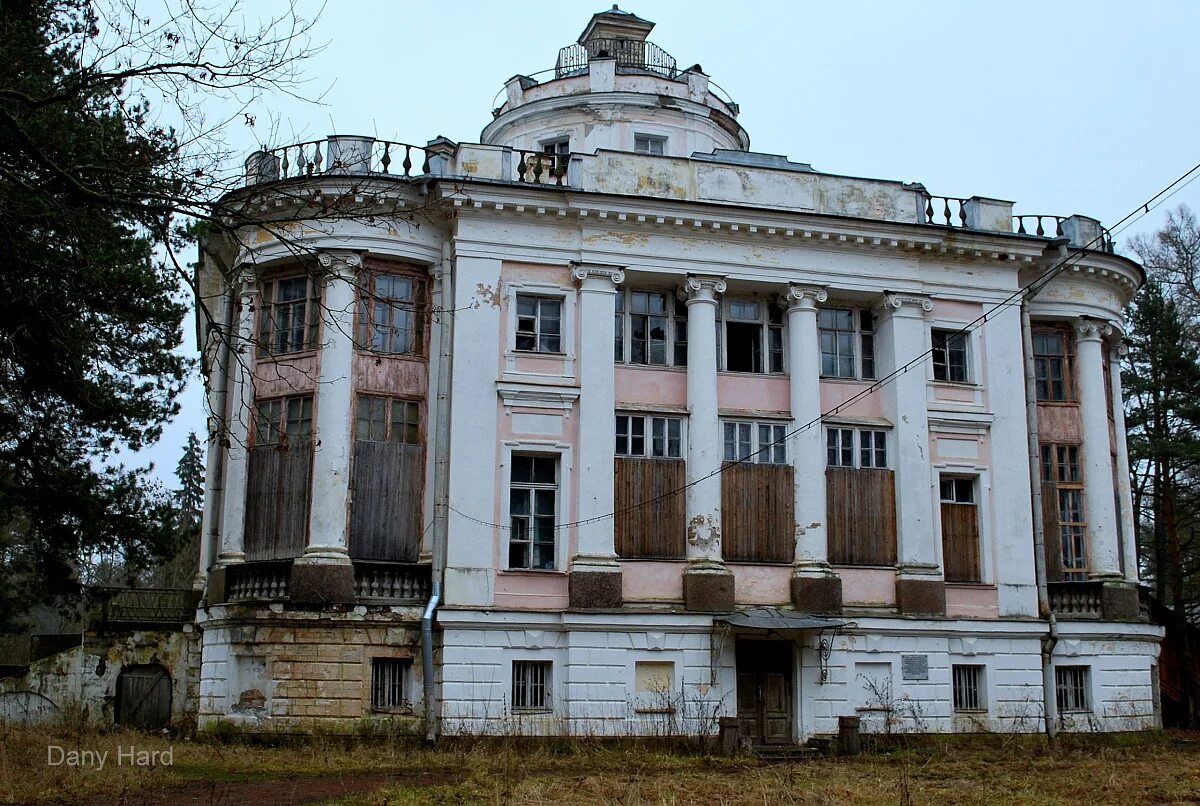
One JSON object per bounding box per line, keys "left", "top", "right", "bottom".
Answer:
{"left": 634, "top": 135, "right": 666, "bottom": 155}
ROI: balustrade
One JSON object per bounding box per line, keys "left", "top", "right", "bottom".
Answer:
{"left": 922, "top": 194, "right": 968, "bottom": 227}
{"left": 244, "top": 137, "right": 432, "bottom": 186}
{"left": 1047, "top": 580, "right": 1103, "bottom": 618}
{"left": 515, "top": 150, "right": 570, "bottom": 186}
{"left": 226, "top": 561, "right": 292, "bottom": 602}
{"left": 353, "top": 562, "right": 432, "bottom": 602}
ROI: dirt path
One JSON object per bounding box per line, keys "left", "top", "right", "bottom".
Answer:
{"left": 75, "top": 771, "right": 456, "bottom": 806}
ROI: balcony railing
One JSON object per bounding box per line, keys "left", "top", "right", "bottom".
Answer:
{"left": 555, "top": 38, "right": 677, "bottom": 79}
{"left": 1048, "top": 580, "right": 1103, "bottom": 618}
{"left": 220, "top": 560, "right": 431, "bottom": 605}
{"left": 90, "top": 587, "right": 198, "bottom": 627}
{"left": 922, "top": 194, "right": 968, "bottom": 228}
{"left": 244, "top": 136, "right": 432, "bottom": 186}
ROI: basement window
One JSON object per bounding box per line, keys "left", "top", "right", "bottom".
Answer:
{"left": 952, "top": 664, "right": 986, "bottom": 712}
{"left": 512, "top": 660, "right": 552, "bottom": 712}
{"left": 371, "top": 658, "right": 410, "bottom": 711}
{"left": 1055, "top": 665, "right": 1091, "bottom": 713}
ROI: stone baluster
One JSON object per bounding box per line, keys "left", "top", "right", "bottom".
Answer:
{"left": 783, "top": 284, "right": 842, "bottom": 614}
{"left": 681, "top": 275, "right": 734, "bottom": 612}
{"left": 569, "top": 263, "right": 625, "bottom": 609}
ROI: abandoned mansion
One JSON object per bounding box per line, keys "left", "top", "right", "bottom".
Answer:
{"left": 192, "top": 8, "right": 1159, "bottom": 742}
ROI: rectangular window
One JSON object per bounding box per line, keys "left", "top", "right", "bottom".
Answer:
{"left": 515, "top": 294, "right": 562, "bottom": 353}
{"left": 952, "top": 664, "right": 986, "bottom": 712}
{"left": 634, "top": 134, "right": 666, "bottom": 155}
{"left": 819, "top": 308, "right": 875, "bottom": 379}
{"left": 541, "top": 138, "right": 570, "bottom": 155}
{"left": 941, "top": 476, "right": 981, "bottom": 583}
{"left": 512, "top": 660, "right": 552, "bottom": 712}
{"left": 1033, "top": 329, "right": 1075, "bottom": 401}
{"left": 1055, "top": 666, "right": 1091, "bottom": 713}
{"left": 615, "top": 290, "right": 687, "bottom": 367}
{"left": 932, "top": 328, "right": 970, "bottom": 383}
{"left": 255, "top": 395, "right": 313, "bottom": 447}
{"left": 371, "top": 658, "right": 410, "bottom": 710}
{"left": 359, "top": 272, "right": 424, "bottom": 355}
{"left": 826, "top": 427, "right": 887, "bottom": 469}
{"left": 723, "top": 420, "right": 787, "bottom": 464}
{"left": 1041, "top": 443, "right": 1087, "bottom": 580}
{"left": 616, "top": 414, "right": 683, "bottom": 458}
{"left": 508, "top": 455, "right": 558, "bottom": 570}
{"left": 722, "top": 299, "right": 783, "bottom": 374}
{"left": 356, "top": 396, "right": 420, "bottom": 444}
{"left": 259, "top": 276, "right": 320, "bottom": 355}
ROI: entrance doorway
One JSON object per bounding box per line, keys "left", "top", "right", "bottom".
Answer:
{"left": 116, "top": 663, "right": 172, "bottom": 730}
{"left": 735, "top": 640, "right": 793, "bottom": 745}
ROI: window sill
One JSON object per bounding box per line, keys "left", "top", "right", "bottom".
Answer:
{"left": 512, "top": 349, "right": 569, "bottom": 358}
{"left": 944, "top": 582, "right": 995, "bottom": 589}
{"left": 512, "top": 707, "right": 553, "bottom": 715}
{"left": 820, "top": 376, "right": 874, "bottom": 383}
{"left": 1035, "top": 400, "right": 1079, "bottom": 407}
{"left": 355, "top": 349, "right": 427, "bottom": 362}
{"left": 369, "top": 705, "right": 413, "bottom": 716}
{"left": 930, "top": 380, "right": 980, "bottom": 389}
{"left": 500, "top": 568, "right": 566, "bottom": 576}
{"left": 257, "top": 349, "right": 318, "bottom": 362}
{"left": 617, "top": 363, "right": 686, "bottom": 372}
{"left": 718, "top": 370, "right": 787, "bottom": 377}
{"left": 633, "top": 707, "right": 676, "bottom": 715}
{"left": 953, "top": 709, "right": 988, "bottom": 715}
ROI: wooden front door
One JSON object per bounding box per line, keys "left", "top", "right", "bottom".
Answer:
{"left": 736, "top": 640, "right": 793, "bottom": 745}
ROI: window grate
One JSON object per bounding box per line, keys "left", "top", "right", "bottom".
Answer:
{"left": 952, "top": 664, "right": 985, "bottom": 712}
{"left": 512, "top": 660, "right": 552, "bottom": 712}
{"left": 1055, "top": 666, "right": 1090, "bottom": 713}
{"left": 371, "top": 658, "right": 410, "bottom": 710}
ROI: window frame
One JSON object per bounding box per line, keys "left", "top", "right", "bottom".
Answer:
{"left": 1032, "top": 326, "right": 1076, "bottom": 402}
{"left": 254, "top": 394, "right": 314, "bottom": 449}
{"left": 615, "top": 289, "right": 688, "bottom": 367}
{"left": 258, "top": 274, "right": 321, "bottom": 357}
{"left": 719, "top": 297, "right": 785, "bottom": 374}
{"left": 514, "top": 293, "right": 564, "bottom": 354}
{"left": 503, "top": 446, "right": 568, "bottom": 572}
{"left": 615, "top": 413, "right": 685, "bottom": 459}
{"left": 370, "top": 657, "right": 412, "bottom": 712}
{"left": 357, "top": 268, "right": 427, "bottom": 357}
{"left": 952, "top": 664, "right": 987, "bottom": 713}
{"left": 511, "top": 659, "right": 553, "bottom": 713}
{"left": 633, "top": 134, "right": 668, "bottom": 155}
{"left": 1055, "top": 665, "right": 1092, "bottom": 714}
{"left": 355, "top": 395, "right": 421, "bottom": 444}
{"left": 931, "top": 327, "right": 972, "bottom": 384}
{"left": 722, "top": 419, "right": 788, "bottom": 465}
{"left": 819, "top": 307, "right": 876, "bottom": 380}
{"left": 540, "top": 137, "right": 570, "bottom": 155}
{"left": 825, "top": 426, "right": 889, "bottom": 469}
{"left": 1041, "top": 443, "right": 1087, "bottom": 580}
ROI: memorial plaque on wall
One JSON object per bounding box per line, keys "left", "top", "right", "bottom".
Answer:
{"left": 901, "top": 654, "right": 929, "bottom": 681}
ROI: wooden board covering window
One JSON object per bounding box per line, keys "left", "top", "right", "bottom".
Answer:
{"left": 349, "top": 441, "right": 424, "bottom": 562}
{"left": 827, "top": 467, "right": 897, "bottom": 566}
{"left": 721, "top": 462, "right": 795, "bottom": 563}
{"left": 244, "top": 444, "right": 313, "bottom": 561}
{"left": 941, "top": 502, "right": 981, "bottom": 583}
{"left": 614, "top": 457, "right": 686, "bottom": 559}
{"left": 1041, "top": 481, "right": 1065, "bottom": 582}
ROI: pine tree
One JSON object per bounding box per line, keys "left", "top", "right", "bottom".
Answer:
{"left": 175, "top": 432, "right": 205, "bottom": 534}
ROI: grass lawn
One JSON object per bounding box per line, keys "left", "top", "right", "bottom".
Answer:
{"left": 1, "top": 726, "right": 1198, "bottom": 805}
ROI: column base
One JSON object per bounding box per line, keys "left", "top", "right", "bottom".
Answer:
{"left": 206, "top": 566, "right": 229, "bottom": 605}
{"left": 790, "top": 574, "right": 842, "bottom": 615}
{"left": 683, "top": 562, "right": 734, "bottom": 613}
{"left": 895, "top": 576, "right": 946, "bottom": 616}
{"left": 1100, "top": 581, "right": 1141, "bottom": 622}
{"left": 290, "top": 561, "right": 356, "bottom": 605}
{"left": 568, "top": 561, "right": 623, "bottom": 609}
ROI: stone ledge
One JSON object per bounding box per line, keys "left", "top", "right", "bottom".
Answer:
{"left": 790, "top": 575, "right": 843, "bottom": 615}
{"left": 682, "top": 567, "right": 734, "bottom": 613}
{"left": 895, "top": 577, "right": 946, "bottom": 616}
{"left": 568, "top": 568, "right": 624, "bottom": 609}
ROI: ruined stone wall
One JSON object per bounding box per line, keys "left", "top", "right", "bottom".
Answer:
{"left": 196, "top": 603, "right": 425, "bottom": 733}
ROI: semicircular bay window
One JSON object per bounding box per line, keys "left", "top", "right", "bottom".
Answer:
{"left": 244, "top": 395, "right": 314, "bottom": 561}
{"left": 359, "top": 270, "right": 426, "bottom": 355}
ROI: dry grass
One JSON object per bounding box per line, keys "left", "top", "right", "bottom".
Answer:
{"left": 0, "top": 724, "right": 1197, "bottom": 805}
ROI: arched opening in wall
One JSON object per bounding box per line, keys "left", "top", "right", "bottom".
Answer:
{"left": 115, "top": 664, "right": 172, "bottom": 731}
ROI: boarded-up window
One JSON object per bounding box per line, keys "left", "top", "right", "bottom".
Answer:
{"left": 940, "top": 477, "right": 981, "bottom": 583}
{"left": 827, "top": 467, "right": 897, "bottom": 566}
{"left": 244, "top": 444, "right": 313, "bottom": 561}
{"left": 721, "top": 462, "right": 795, "bottom": 563}
{"left": 350, "top": 396, "right": 424, "bottom": 562}
{"left": 615, "top": 457, "right": 685, "bottom": 559}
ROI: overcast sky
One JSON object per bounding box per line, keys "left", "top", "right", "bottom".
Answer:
{"left": 139, "top": 0, "right": 1200, "bottom": 486}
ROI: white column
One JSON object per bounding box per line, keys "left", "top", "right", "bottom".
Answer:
{"left": 570, "top": 264, "right": 624, "bottom": 583}
{"left": 299, "top": 251, "right": 360, "bottom": 566}
{"left": 684, "top": 275, "right": 727, "bottom": 565}
{"left": 784, "top": 284, "right": 829, "bottom": 570}
{"left": 1076, "top": 319, "right": 1121, "bottom": 579}
{"left": 216, "top": 273, "right": 258, "bottom": 566}
{"left": 878, "top": 293, "right": 939, "bottom": 575}
{"left": 1109, "top": 342, "right": 1139, "bottom": 583}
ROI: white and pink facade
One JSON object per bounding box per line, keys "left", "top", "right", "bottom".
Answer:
{"left": 195, "top": 9, "right": 1160, "bottom": 742}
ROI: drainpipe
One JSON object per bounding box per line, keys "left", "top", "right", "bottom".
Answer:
{"left": 1023, "top": 243, "right": 1067, "bottom": 739}
{"left": 423, "top": 238, "right": 454, "bottom": 745}
{"left": 197, "top": 258, "right": 237, "bottom": 597}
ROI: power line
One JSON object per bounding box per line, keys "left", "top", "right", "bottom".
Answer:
{"left": 448, "top": 160, "right": 1200, "bottom": 532}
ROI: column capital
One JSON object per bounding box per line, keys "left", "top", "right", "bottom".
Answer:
{"left": 881, "top": 291, "right": 933, "bottom": 317}
{"left": 570, "top": 262, "right": 625, "bottom": 287}
{"left": 1109, "top": 341, "right": 1129, "bottom": 362}
{"left": 782, "top": 284, "right": 828, "bottom": 311}
{"left": 233, "top": 264, "right": 259, "bottom": 296}
{"left": 317, "top": 250, "right": 363, "bottom": 281}
{"left": 682, "top": 274, "right": 727, "bottom": 304}
{"left": 1074, "top": 318, "right": 1112, "bottom": 342}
